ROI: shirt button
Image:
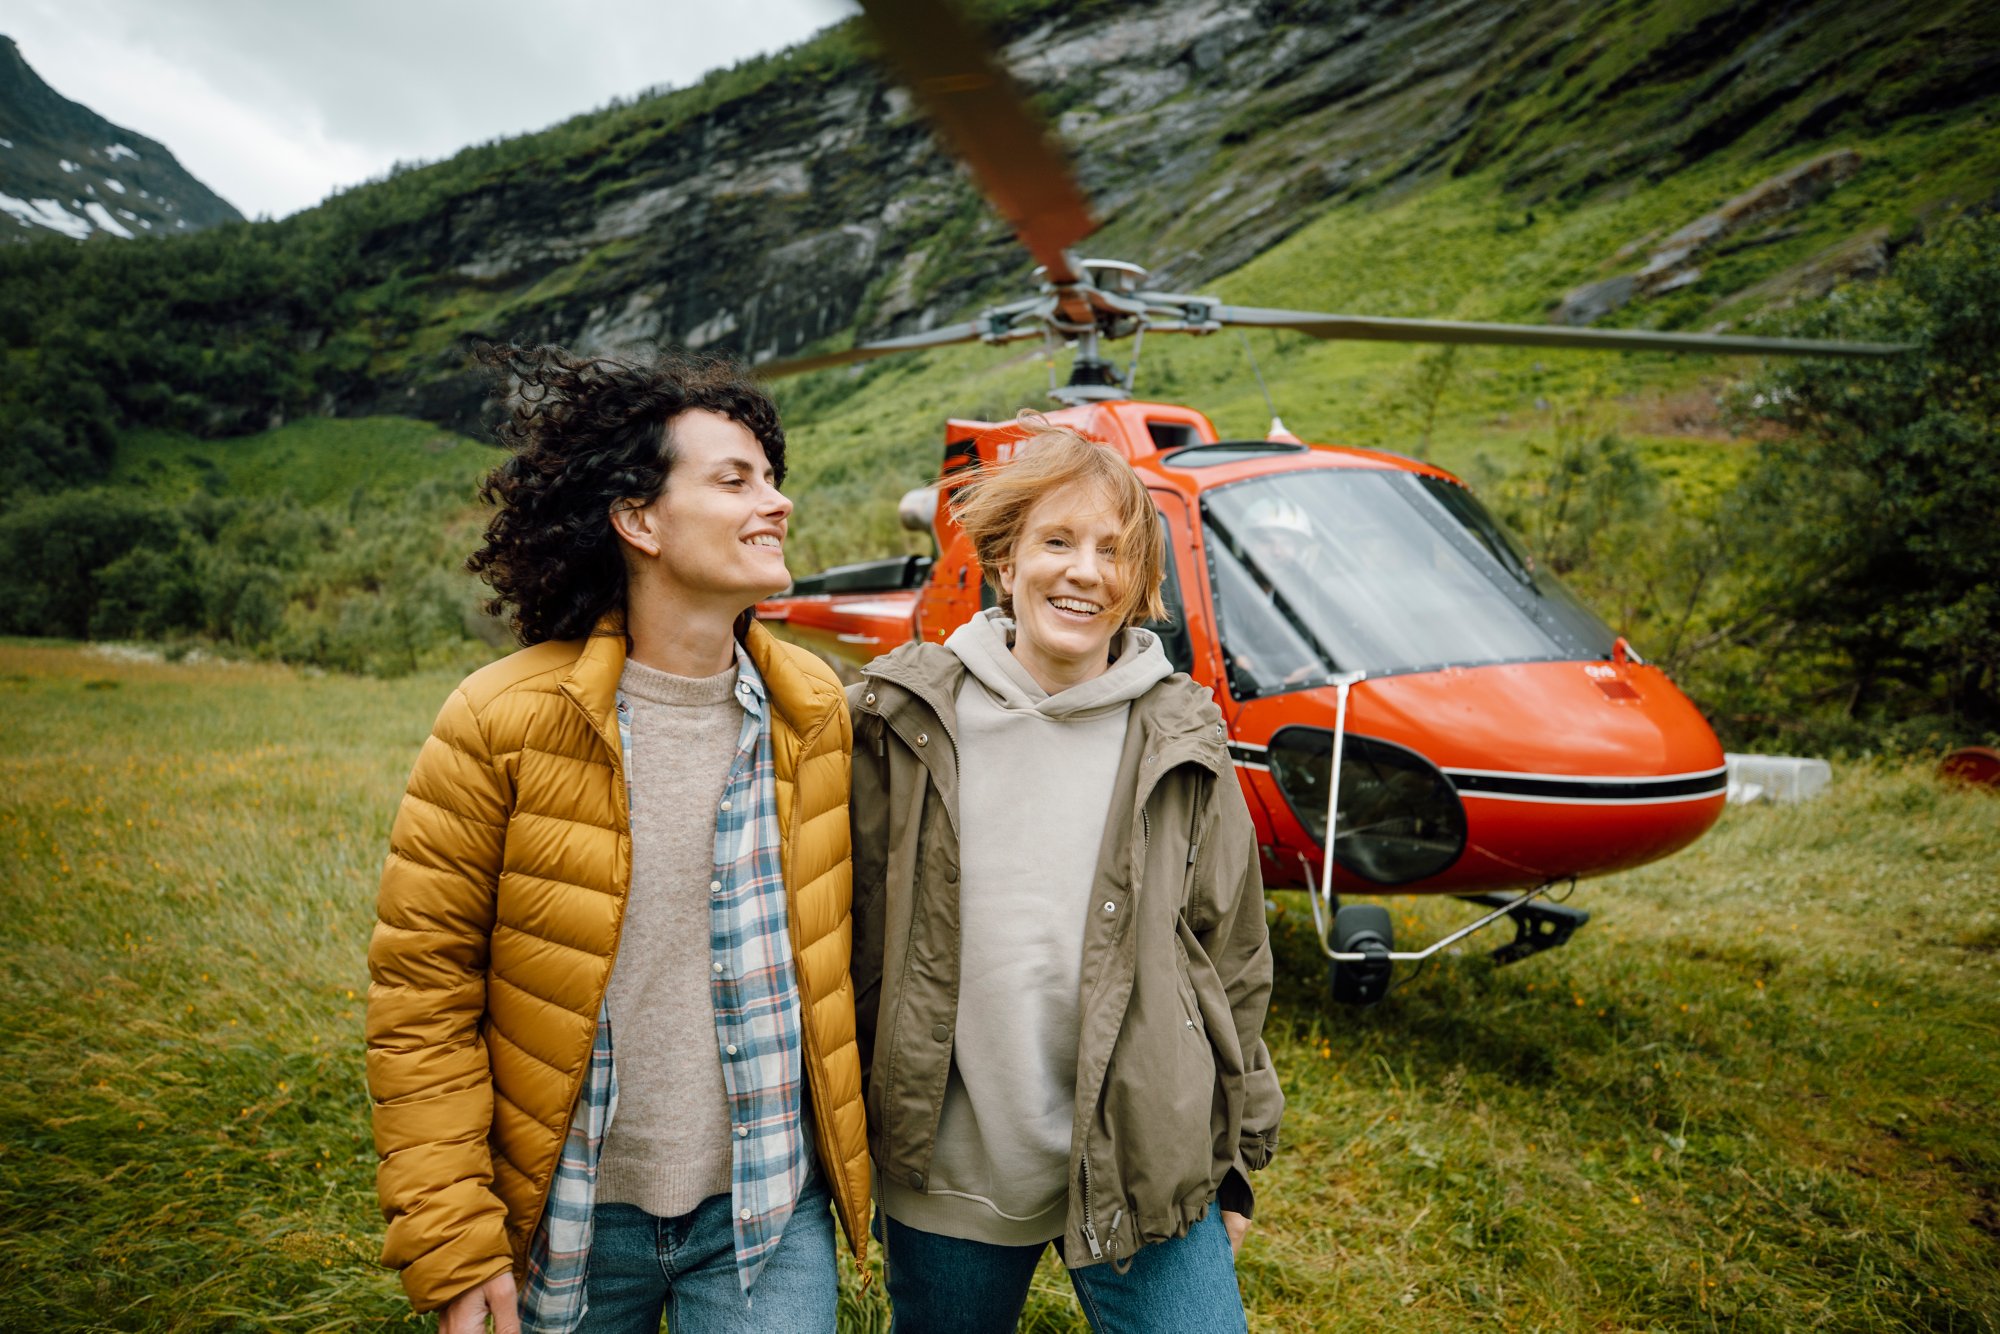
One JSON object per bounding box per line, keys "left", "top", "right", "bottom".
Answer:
{"left": 736, "top": 1125, "right": 749, "bottom": 1138}
{"left": 932, "top": 1023, "right": 949, "bottom": 1042}
{"left": 740, "top": 1208, "right": 753, "bottom": 1221}
{"left": 916, "top": 732, "right": 928, "bottom": 747}
{"left": 712, "top": 962, "right": 724, "bottom": 974}
{"left": 720, "top": 799, "right": 732, "bottom": 811}
{"left": 1103, "top": 901, "right": 1117, "bottom": 913}
{"left": 710, "top": 880, "right": 722, "bottom": 893}
{"left": 864, "top": 691, "right": 876, "bottom": 706}
{"left": 725, "top": 1043, "right": 738, "bottom": 1055}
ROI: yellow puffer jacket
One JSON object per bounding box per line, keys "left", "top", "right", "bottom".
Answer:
{"left": 365, "top": 617, "right": 869, "bottom": 1312}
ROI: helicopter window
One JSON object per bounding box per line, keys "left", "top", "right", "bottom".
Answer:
{"left": 1412, "top": 476, "right": 1536, "bottom": 585}
{"left": 1409, "top": 476, "right": 1618, "bottom": 656}
{"left": 1205, "top": 519, "right": 1335, "bottom": 696}
{"left": 1146, "top": 421, "right": 1201, "bottom": 451}
{"left": 1203, "top": 471, "right": 1610, "bottom": 687}
{"left": 1138, "top": 504, "right": 1195, "bottom": 674}
{"left": 1163, "top": 441, "right": 1308, "bottom": 468}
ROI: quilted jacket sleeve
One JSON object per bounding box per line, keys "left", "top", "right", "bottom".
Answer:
{"left": 364, "top": 686, "right": 515, "bottom": 1312}
{"left": 1201, "top": 770, "right": 1284, "bottom": 1200}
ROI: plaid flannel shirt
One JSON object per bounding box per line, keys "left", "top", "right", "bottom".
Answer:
{"left": 520, "top": 644, "right": 810, "bottom": 1331}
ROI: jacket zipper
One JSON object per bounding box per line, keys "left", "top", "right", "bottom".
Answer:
{"left": 1079, "top": 1151, "right": 1103, "bottom": 1259}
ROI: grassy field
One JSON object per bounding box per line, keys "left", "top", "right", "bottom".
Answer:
{"left": 2, "top": 639, "right": 1996, "bottom": 1331}
{"left": 108, "top": 418, "right": 494, "bottom": 510}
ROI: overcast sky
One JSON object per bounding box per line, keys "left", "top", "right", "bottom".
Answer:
{"left": 7, "top": 0, "right": 857, "bottom": 219}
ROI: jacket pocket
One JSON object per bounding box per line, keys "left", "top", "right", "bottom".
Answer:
{"left": 1178, "top": 772, "right": 1214, "bottom": 930}
{"left": 1171, "top": 931, "right": 1203, "bottom": 1031}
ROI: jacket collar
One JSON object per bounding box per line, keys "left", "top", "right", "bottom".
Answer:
{"left": 560, "top": 612, "right": 630, "bottom": 761}
{"left": 863, "top": 641, "right": 1229, "bottom": 777}
{"left": 745, "top": 619, "right": 843, "bottom": 743}
{"left": 559, "top": 612, "right": 841, "bottom": 756}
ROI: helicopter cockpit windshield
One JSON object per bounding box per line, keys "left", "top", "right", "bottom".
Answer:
{"left": 1204, "top": 471, "right": 1617, "bottom": 697}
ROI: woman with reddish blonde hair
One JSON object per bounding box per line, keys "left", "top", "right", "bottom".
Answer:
{"left": 848, "top": 421, "right": 1282, "bottom": 1332}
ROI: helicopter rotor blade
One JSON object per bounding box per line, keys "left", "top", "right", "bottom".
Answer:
{"left": 753, "top": 320, "right": 988, "bottom": 379}
{"left": 1212, "top": 306, "right": 1909, "bottom": 358}
{"left": 853, "top": 0, "right": 1096, "bottom": 285}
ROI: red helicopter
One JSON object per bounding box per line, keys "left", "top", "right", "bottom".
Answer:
{"left": 752, "top": 0, "right": 1904, "bottom": 1002}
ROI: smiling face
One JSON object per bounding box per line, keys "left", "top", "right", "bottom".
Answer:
{"left": 998, "top": 480, "right": 1126, "bottom": 692}
{"left": 615, "top": 407, "right": 793, "bottom": 616}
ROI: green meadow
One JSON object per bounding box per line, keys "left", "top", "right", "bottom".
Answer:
{"left": 3, "top": 640, "right": 1995, "bottom": 1331}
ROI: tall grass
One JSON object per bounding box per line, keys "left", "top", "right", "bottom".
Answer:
{"left": 2, "top": 641, "right": 1996, "bottom": 1330}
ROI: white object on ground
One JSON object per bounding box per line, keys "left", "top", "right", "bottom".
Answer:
{"left": 1724, "top": 753, "right": 1832, "bottom": 805}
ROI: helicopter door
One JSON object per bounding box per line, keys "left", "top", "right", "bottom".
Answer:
{"left": 1143, "top": 490, "right": 1207, "bottom": 684}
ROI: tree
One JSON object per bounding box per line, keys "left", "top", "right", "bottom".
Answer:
{"left": 1728, "top": 209, "right": 2000, "bottom": 739}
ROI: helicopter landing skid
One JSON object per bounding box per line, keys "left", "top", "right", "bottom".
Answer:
{"left": 1454, "top": 890, "right": 1590, "bottom": 966}
{"left": 1302, "top": 862, "right": 1575, "bottom": 1004}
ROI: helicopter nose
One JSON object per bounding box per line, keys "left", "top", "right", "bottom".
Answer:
{"left": 1368, "top": 661, "right": 1726, "bottom": 883}
{"left": 1242, "top": 659, "right": 1728, "bottom": 892}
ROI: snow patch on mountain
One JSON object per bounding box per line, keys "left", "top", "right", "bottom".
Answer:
{"left": 0, "top": 193, "right": 91, "bottom": 238}
{"left": 83, "top": 201, "right": 133, "bottom": 238}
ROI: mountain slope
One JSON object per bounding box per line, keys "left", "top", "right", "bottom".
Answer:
{"left": 0, "top": 35, "right": 242, "bottom": 243}
{"left": 320, "top": 0, "right": 1999, "bottom": 423}
{"left": 0, "top": 0, "right": 1995, "bottom": 491}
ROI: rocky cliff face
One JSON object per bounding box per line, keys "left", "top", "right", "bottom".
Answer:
{"left": 0, "top": 35, "right": 242, "bottom": 244}
{"left": 340, "top": 0, "right": 1994, "bottom": 428}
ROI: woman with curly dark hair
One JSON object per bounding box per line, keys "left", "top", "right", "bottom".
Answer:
{"left": 365, "top": 344, "right": 869, "bottom": 1334}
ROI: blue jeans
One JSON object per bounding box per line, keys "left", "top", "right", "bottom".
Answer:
{"left": 879, "top": 1206, "right": 1247, "bottom": 1334}
{"left": 578, "top": 1175, "right": 837, "bottom": 1333}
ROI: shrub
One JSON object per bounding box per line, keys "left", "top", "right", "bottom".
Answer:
{"left": 0, "top": 490, "right": 189, "bottom": 638}
{"left": 1720, "top": 210, "right": 2000, "bottom": 743}
{"left": 89, "top": 543, "right": 207, "bottom": 640}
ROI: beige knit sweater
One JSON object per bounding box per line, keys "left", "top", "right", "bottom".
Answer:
{"left": 594, "top": 656, "right": 742, "bottom": 1217}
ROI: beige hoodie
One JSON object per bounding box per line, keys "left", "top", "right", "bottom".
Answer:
{"left": 881, "top": 609, "right": 1172, "bottom": 1245}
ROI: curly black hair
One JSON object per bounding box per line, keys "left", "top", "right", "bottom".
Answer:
{"left": 466, "top": 342, "right": 787, "bottom": 645}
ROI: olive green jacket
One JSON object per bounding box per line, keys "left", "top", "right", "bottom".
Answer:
{"left": 848, "top": 642, "right": 1282, "bottom": 1269}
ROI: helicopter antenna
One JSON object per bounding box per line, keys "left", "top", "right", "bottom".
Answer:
{"left": 1124, "top": 320, "right": 1147, "bottom": 397}
{"left": 1237, "top": 329, "right": 1281, "bottom": 432}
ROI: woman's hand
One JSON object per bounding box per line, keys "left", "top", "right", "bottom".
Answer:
{"left": 439, "top": 1270, "right": 519, "bottom": 1334}
{"left": 1222, "top": 1209, "right": 1252, "bottom": 1254}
